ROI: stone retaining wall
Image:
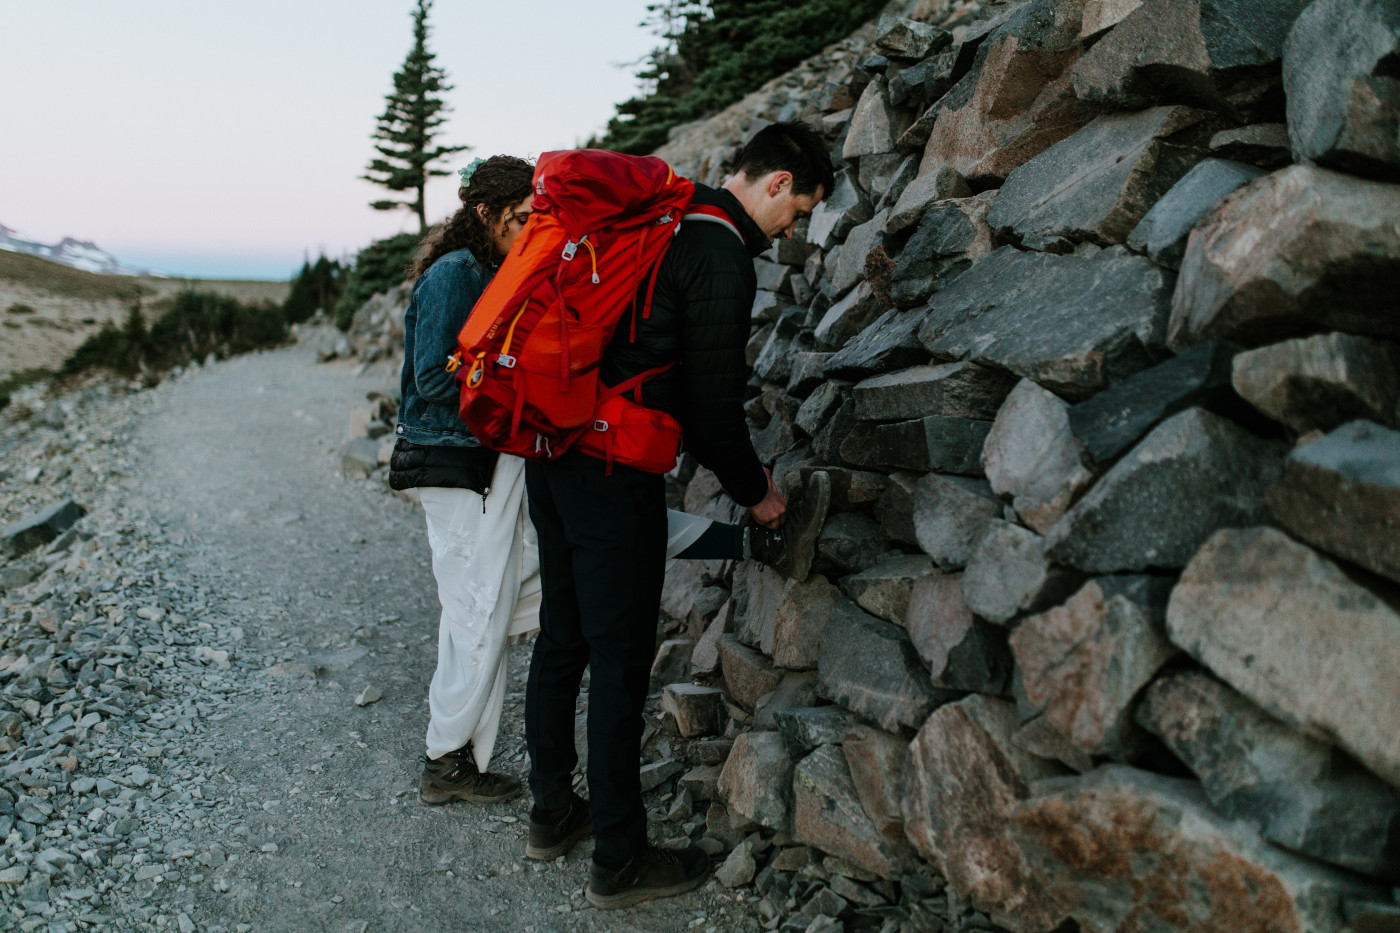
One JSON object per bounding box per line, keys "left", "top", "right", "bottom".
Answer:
{"left": 651, "top": 1, "right": 1400, "bottom": 931}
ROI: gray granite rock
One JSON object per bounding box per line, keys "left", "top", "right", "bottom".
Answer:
{"left": 1010, "top": 576, "right": 1176, "bottom": 759}
{"left": 874, "top": 15, "right": 953, "bottom": 60}
{"left": 775, "top": 706, "right": 860, "bottom": 754}
{"left": 920, "top": 245, "right": 1174, "bottom": 401}
{"left": 1127, "top": 159, "right": 1266, "bottom": 269}
{"left": 853, "top": 362, "right": 1016, "bottom": 423}
{"left": 1167, "top": 526, "right": 1400, "bottom": 788}
{"left": 814, "top": 512, "right": 887, "bottom": 578}
{"left": 1067, "top": 339, "right": 1241, "bottom": 465}
{"left": 906, "top": 572, "right": 1012, "bottom": 693}
{"left": 1232, "top": 333, "right": 1400, "bottom": 434}
{"left": 844, "top": 77, "right": 913, "bottom": 160}
{"left": 824, "top": 308, "right": 929, "bottom": 380}
{"left": 840, "top": 415, "right": 992, "bottom": 474}
{"left": 1284, "top": 0, "right": 1400, "bottom": 180}
{"left": 1, "top": 500, "right": 86, "bottom": 558}
{"left": 888, "top": 193, "right": 995, "bottom": 308}
{"left": 815, "top": 283, "right": 883, "bottom": 351}
{"left": 885, "top": 165, "right": 974, "bottom": 235}
{"left": 1045, "top": 407, "right": 1284, "bottom": 573}
{"left": 1071, "top": 0, "right": 1313, "bottom": 117}
{"left": 988, "top": 106, "right": 1218, "bottom": 250}
{"left": 828, "top": 211, "right": 890, "bottom": 300}
{"left": 912, "top": 473, "right": 1001, "bottom": 570}
{"left": 720, "top": 731, "right": 796, "bottom": 832}
{"left": 1208, "top": 122, "right": 1294, "bottom": 168}
{"left": 808, "top": 169, "right": 874, "bottom": 250}
{"left": 794, "top": 744, "right": 918, "bottom": 878}
{"left": 839, "top": 554, "right": 936, "bottom": 626}
{"left": 983, "top": 379, "right": 1095, "bottom": 534}
{"left": 961, "top": 521, "right": 1082, "bottom": 625}
{"left": 818, "top": 600, "right": 955, "bottom": 733}
{"left": 1168, "top": 165, "right": 1400, "bottom": 349}
{"left": 1267, "top": 420, "right": 1400, "bottom": 585}
{"left": 1139, "top": 670, "right": 1400, "bottom": 880}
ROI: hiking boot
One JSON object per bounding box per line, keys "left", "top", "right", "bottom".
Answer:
{"left": 586, "top": 844, "right": 711, "bottom": 909}
{"left": 418, "top": 744, "right": 520, "bottom": 805}
{"left": 526, "top": 792, "right": 593, "bottom": 860}
{"left": 750, "top": 470, "right": 830, "bottom": 582}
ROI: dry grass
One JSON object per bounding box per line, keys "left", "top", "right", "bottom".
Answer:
{"left": 0, "top": 251, "right": 288, "bottom": 383}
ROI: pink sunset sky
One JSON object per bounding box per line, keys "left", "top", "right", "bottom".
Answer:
{"left": 0, "top": 2, "right": 661, "bottom": 280}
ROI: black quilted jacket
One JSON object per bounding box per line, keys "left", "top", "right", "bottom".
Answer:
{"left": 600, "top": 184, "right": 770, "bottom": 507}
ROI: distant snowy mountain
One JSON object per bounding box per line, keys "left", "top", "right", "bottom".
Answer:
{"left": 0, "top": 222, "right": 149, "bottom": 276}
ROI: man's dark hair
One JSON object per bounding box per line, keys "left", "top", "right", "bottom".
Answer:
{"left": 733, "top": 122, "right": 835, "bottom": 199}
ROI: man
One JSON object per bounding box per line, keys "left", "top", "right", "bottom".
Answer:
{"left": 522, "top": 122, "right": 835, "bottom": 909}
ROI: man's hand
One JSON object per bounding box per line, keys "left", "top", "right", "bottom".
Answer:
{"left": 749, "top": 468, "right": 787, "bottom": 530}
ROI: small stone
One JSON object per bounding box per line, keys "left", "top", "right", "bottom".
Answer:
{"left": 717, "top": 842, "right": 758, "bottom": 888}
{"left": 662, "top": 684, "right": 724, "bottom": 738}
{"left": 961, "top": 521, "right": 1081, "bottom": 625}
{"left": 912, "top": 473, "right": 1001, "bottom": 570}
{"left": 639, "top": 759, "right": 685, "bottom": 793}
{"left": 650, "top": 638, "right": 696, "bottom": 692}
{"left": 1267, "top": 420, "right": 1400, "bottom": 585}
{"left": 885, "top": 166, "right": 974, "bottom": 235}
{"left": 774, "top": 707, "right": 860, "bottom": 754}
{"left": 982, "top": 379, "right": 1095, "bottom": 534}
{"left": 839, "top": 554, "right": 935, "bottom": 626}
{"left": 718, "top": 636, "right": 784, "bottom": 711}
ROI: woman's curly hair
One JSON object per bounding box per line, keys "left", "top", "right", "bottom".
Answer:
{"left": 410, "top": 155, "right": 535, "bottom": 278}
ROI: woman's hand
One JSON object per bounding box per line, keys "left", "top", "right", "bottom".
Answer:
{"left": 749, "top": 468, "right": 787, "bottom": 530}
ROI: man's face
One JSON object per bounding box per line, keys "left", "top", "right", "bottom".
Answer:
{"left": 752, "top": 172, "right": 824, "bottom": 240}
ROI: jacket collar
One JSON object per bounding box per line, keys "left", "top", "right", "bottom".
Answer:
{"left": 690, "top": 184, "right": 771, "bottom": 258}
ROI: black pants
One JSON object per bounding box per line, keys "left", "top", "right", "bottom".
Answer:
{"left": 524, "top": 451, "right": 666, "bottom": 865}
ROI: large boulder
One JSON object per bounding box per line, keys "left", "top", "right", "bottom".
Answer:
{"left": 912, "top": 473, "right": 1002, "bottom": 569}
{"left": 960, "top": 521, "right": 1081, "bottom": 625}
{"left": 844, "top": 77, "right": 913, "bottom": 161}
{"left": 823, "top": 308, "right": 930, "bottom": 380}
{"left": 1127, "top": 158, "right": 1267, "bottom": 269}
{"left": 853, "top": 362, "right": 1016, "bottom": 423}
{"left": 920, "top": 245, "right": 1174, "bottom": 400}
{"left": 1139, "top": 671, "right": 1400, "bottom": 880}
{"left": 1167, "top": 527, "right": 1400, "bottom": 787}
{"left": 902, "top": 695, "right": 1069, "bottom": 932}
{"left": 907, "top": 571, "right": 1012, "bottom": 694}
{"left": 719, "top": 730, "right": 797, "bottom": 832}
{"left": 839, "top": 414, "right": 992, "bottom": 474}
{"left": 828, "top": 210, "right": 890, "bottom": 300}
{"left": 919, "top": 0, "right": 1097, "bottom": 186}
{"left": 1266, "top": 421, "right": 1400, "bottom": 586}
{"left": 887, "top": 193, "right": 996, "bottom": 309}
{"left": 842, "top": 724, "right": 910, "bottom": 839}
{"left": 1283, "top": 0, "right": 1400, "bottom": 180}
{"left": 987, "top": 106, "right": 1218, "bottom": 250}
{"left": 1232, "top": 334, "right": 1400, "bottom": 434}
{"left": 1070, "top": 0, "right": 1313, "bottom": 117}
{"left": 818, "top": 600, "right": 955, "bottom": 733}
{"left": 793, "top": 744, "right": 918, "bottom": 878}
{"left": 1013, "top": 766, "right": 1384, "bottom": 933}
{"left": 983, "top": 379, "right": 1095, "bottom": 533}
{"left": 1010, "top": 576, "right": 1177, "bottom": 760}
{"left": 1067, "top": 339, "right": 1241, "bottom": 465}
{"left": 1046, "top": 407, "right": 1283, "bottom": 572}
{"left": 1168, "top": 165, "right": 1400, "bottom": 349}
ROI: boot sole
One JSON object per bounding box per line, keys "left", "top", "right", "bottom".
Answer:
{"left": 525, "top": 819, "right": 593, "bottom": 860}
{"left": 585, "top": 870, "right": 708, "bottom": 910}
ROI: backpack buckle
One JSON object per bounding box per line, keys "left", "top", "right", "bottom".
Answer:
{"left": 496, "top": 354, "right": 517, "bottom": 369}
{"left": 561, "top": 240, "right": 578, "bottom": 261}
{"left": 656, "top": 212, "right": 673, "bottom": 225}
{"left": 593, "top": 420, "right": 609, "bottom": 432}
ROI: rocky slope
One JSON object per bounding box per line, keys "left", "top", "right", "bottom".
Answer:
{"left": 644, "top": 0, "right": 1400, "bottom": 931}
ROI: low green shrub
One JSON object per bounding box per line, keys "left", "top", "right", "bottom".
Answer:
{"left": 334, "top": 232, "right": 421, "bottom": 331}
{"left": 283, "top": 255, "right": 345, "bottom": 325}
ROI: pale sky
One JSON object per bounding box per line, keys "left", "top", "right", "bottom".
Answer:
{"left": 0, "top": 2, "right": 661, "bottom": 279}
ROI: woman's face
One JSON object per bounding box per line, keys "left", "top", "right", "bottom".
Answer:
{"left": 483, "top": 195, "right": 534, "bottom": 259}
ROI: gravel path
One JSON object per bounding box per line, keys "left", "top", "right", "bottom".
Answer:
{"left": 0, "top": 336, "right": 762, "bottom": 932}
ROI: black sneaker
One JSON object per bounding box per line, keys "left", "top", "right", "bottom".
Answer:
{"left": 526, "top": 792, "right": 593, "bottom": 860}
{"left": 750, "top": 470, "right": 830, "bottom": 582}
{"left": 418, "top": 744, "right": 521, "bottom": 805}
{"left": 586, "top": 844, "right": 711, "bottom": 910}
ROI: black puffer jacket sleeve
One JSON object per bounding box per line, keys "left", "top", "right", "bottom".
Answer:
{"left": 671, "top": 231, "right": 768, "bottom": 507}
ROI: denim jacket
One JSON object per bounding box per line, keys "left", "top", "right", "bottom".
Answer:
{"left": 396, "top": 249, "right": 492, "bottom": 448}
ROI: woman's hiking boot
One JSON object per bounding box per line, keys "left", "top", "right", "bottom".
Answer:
{"left": 526, "top": 792, "right": 593, "bottom": 860}
{"left": 586, "top": 844, "right": 710, "bottom": 909}
{"left": 749, "top": 470, "right": 830, "bottom": 583}
{"left": 418, "top": 743, "right": 520, "bottom": 805}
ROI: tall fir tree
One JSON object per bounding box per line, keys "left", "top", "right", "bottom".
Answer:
{"left": 363, "top": 0, "right": 467, "bottom": 232}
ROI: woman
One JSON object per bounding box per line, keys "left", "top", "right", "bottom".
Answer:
{"left": 390, "top": 155, "right": 828, "bottom": 811}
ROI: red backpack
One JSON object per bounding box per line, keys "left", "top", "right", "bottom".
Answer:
{"left": 453, "top": 149, "right": 713, "bottom": 473}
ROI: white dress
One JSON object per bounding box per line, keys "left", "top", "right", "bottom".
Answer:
{"left": 419, "top": 454, "right": 714, "bottom": 771}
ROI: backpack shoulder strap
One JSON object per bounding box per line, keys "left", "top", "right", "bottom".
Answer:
{"left": 682, "top": 204, "right": 744, "bottom": 243}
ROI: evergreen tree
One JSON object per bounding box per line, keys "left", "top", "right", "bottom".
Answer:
{"left": 596, "top": 0, "right": 888, "bottom": 155}
{"left": 363, "top": 0, "right": 467, "bottom": 232}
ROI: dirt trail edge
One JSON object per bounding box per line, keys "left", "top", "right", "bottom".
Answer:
{"left": 128, "top": 339, "right": 750, "bottom": 933}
